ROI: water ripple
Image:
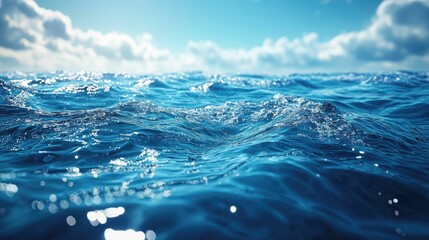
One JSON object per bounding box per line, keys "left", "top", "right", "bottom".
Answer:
{"left": 1, "top": 71, "right": 428, "bottom": 239}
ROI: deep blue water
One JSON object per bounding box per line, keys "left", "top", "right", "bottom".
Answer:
{"left": 0, "top": 71, "right": 428, "bottom": 240}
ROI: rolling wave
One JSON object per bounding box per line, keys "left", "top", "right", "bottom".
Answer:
{"left": 0, "top": 71, "right": 428, "bottom": 239}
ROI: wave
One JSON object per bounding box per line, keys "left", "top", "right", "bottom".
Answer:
{"left": 1, "top": 71, "right": 428, "bottom": 239}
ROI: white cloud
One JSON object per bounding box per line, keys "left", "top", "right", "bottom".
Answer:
{"left": 0, "top": 0, "right": 172, "bottom": 73}
{"left": 180, "top": 33, "right": 327, "bottom": 73}
{"left": 0, "top": 0, "right": 428, "bottom": 73}
{"left": 182, "top": 0, "right": 429, "bottom": 73}
{"left": 338, "top": 0, "right": 429, "bottom": 60}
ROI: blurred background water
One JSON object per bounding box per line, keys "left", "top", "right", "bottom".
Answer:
{"left": 0, "top": 71, "right": 428, "bottom": 239}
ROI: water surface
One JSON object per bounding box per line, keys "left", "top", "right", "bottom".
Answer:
{"left": 1, "top": 71, "right": 428, "bottom": 239}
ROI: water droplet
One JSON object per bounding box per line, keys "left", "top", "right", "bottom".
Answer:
{"left": 146, "top": 230, "right": 157, "bottom": 240}
{"left": 104, "top": 228, "right": 145, "bottom": 240}
{"left": 96, "top": 211, "right": 107, "bottom": 224}
{"left": 60, "top": 200, "right": 69, "bottom": 209}
{"left": 87, "top": 211, "right": 97, "bottom": 222}
{"left": 37, "top": 201, "right": 45, "bottom": 210}
{"left": 230, "top": 205, "right": 237, "bottom": 213}
{"left": 49, "top": 194, "right": 57, "bottom": 202}
{"left": 66, "top": 216, "right": 76, "bottom": 226}
{"left": 93, "top": 195, "right": 102, "bottom": 205}
{"left": 48, "top": 203, "right": 58, "bottom": 214}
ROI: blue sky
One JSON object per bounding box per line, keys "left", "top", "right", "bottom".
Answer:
{"left": 35, "top": 0, "right": 381, "bottom": 53}
{"left": 0, "top": 0, "right": 428, "bottom": 73}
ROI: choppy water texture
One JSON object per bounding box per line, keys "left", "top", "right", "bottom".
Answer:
{"left": 0, "top": 71, "right": 428, "bottom": 240}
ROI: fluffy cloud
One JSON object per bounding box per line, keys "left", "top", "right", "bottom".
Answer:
{"left": 180, "top": 33, "right": 327, "bottom": 73}
{"left": 333, "top": 0, "right": 429, "bottom": 62}
{"left": 182, "top": 0, "right": 429, "bottom": 73}
{"left": 0, "top": 0, "right": 428, "bottom": 73}
{"left": 0, "top": 0, "right": 172, "bottom": 72}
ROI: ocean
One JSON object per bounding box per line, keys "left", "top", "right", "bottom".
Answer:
{"left": 0, "top": 71, "right": 428, "bottom": 239}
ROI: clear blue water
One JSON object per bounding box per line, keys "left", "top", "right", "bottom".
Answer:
{"left": 0, "top": 71, "right": 428, "bottom": 240}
